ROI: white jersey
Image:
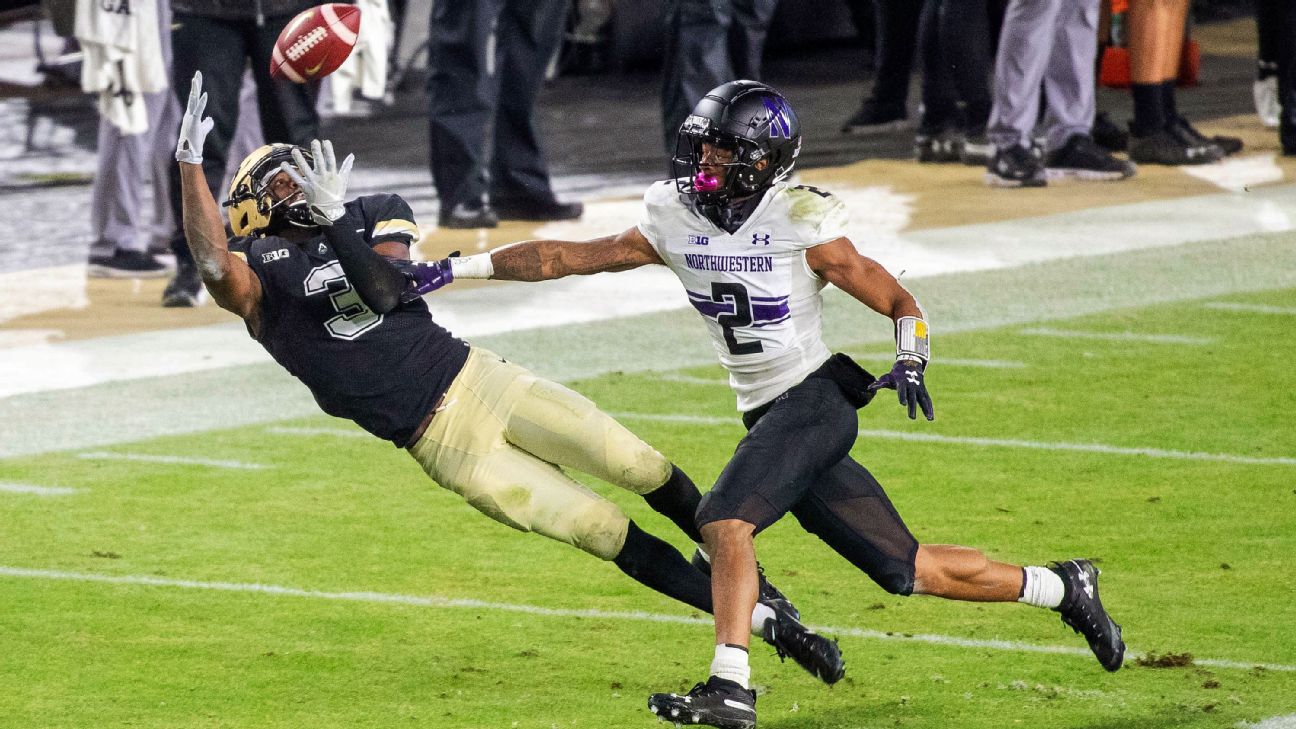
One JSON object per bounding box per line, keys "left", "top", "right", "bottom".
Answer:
{"left": 638, "top": 180, "right": 851, "bottom": 411}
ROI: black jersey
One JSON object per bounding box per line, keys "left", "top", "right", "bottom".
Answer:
{"left": 233, "top": 193, "right": 469, "bottom": 446}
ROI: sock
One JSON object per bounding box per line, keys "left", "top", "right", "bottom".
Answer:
{"left": 750, "top": 603, "right": 776, "bottom": 636}
{"left": 1160, "top": 80, "right": 1179, "bottom": 124}
{"left": 710, "top": 644, "right": 751, "bottom": 689}
{"left": 1130, "top": 82, "right": 1166, "bottom": 137}
{"left": 613, "top": 521, "right": 713, "bottom": 613}
{"left": 1018, "top": 565, "right": 1066, "bottom": 609}
{"left": 641, "top": 465, "right": 705, "bottom": 543}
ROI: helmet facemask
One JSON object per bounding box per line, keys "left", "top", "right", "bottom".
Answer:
{"left": 224, "top": 144, "right": 318, "bottom": 237}
{"left": 672, "top": 115, "right": 770, "bottom": 206}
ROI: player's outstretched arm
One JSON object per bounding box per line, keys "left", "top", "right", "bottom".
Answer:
{"left": 175, "top": 72, "right": 262, "bottom": 324}
{"left": 807, "top": 237, "right": 934, "bottom": 421}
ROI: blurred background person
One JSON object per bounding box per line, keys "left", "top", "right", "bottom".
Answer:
{"left": 80, "top": 0, "right": 175, "bottom": 278}
{"left": 1124, "top": 0, "right": 1240, "bottom": 165}
{"left": 1255, "top": 0, "right": 1294, "bottom": 154}
{"left": 913, "top": 0, "right": 1002, "bottom": 165}
{"left": 660, "top": 0, "right": 779, "bottom": 152}
{"left": 161, "top": 0, "right": 320, "bottom": 306}
{"left": 839, "top": 0, "right": 919, "bottom": 134}
{"left": 985, "top": 0, "right": 1134, "bottom": 187}
{"left": 426, "top": 0, "right": 584, "bottom": 230}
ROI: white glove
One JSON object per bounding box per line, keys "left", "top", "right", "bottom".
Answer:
{"left": 175, "top": 71, "right": 214, "bottom": 164}
{"left": 281, "top": 139, "right": 355, "bottom": 226}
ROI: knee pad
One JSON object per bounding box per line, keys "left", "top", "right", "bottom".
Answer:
{"left": 875, "top": 565, "right": 916, "bottom": 597}
{"left": 568, "top": 500, "right": 630, "bottom": 560}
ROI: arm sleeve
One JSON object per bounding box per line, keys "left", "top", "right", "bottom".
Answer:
{"left": 325, "top": 195, "right": 414, "bottom": 314}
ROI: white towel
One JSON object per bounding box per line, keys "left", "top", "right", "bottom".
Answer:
{"left": 75, "top": 0, "right": 168, "bottom": 134}
{"left": 332, "top": 0, "right": 392, "bottom": 113}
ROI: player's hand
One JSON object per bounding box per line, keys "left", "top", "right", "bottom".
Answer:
{"left": 281, "top": 139, "right": 354, "bottom": 225}
{"left": 175, "top": 71, "right": 214, "bottom": 164}
{"left": 395, "top": 253, "right": 458, "bottom": 302}
{"left": 867, "top": 359, "right": 934, "bottom": 421}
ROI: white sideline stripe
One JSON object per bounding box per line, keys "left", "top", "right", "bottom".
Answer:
{"left": 1205, "top": 302, "right": 1296, "bottom": 315}
{"left": 75, "top": 452, "right": 268, "bottom": 470}
{"left": 1239, "top": 715, "right": 1296, "bottom": 729}
{"left": 0, "top": 482, "right": 79, "bottom": 496}
{"left": 1, "top": 565, "right": 1291, "bottom": 673}
{"left": 1020, "top": 328, "right": 1215, "bottom": 345}
{"left": 607, "top": 413, "right": 1296, "bottom": 466}
{"left": 264, "top": 426, "right": 370, "bottom": 439}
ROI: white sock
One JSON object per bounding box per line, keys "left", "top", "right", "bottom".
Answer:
{"left": 749, "top": 603, "right": 776, "bottom": 635}
{"left": 710, "top": 644, "right": 751, "bottom": 689}
{"left": 1018, "top": 565, "right": 1065, "bottom": 609}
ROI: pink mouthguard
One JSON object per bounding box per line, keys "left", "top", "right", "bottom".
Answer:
{"left": 693, "top": 171, "right": 721, "bottom": 192}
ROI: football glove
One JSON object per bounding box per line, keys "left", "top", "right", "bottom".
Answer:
{"left": 867, "top": 359, "right": 934, "bottom": 421}
{"left": 395, "top": 253, "right": 458, "bottom": 302}
{"left": 281, "top": 139, "right": 354, "bottom": 225}
{"left": 175, "top": 71, "right": 214, "bottom": 164}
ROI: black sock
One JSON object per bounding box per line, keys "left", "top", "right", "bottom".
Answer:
{"left": 641, "top": 465, "right": 705, "bottom": 543}
{"left": 613, "top": 521, "right": 713, "bottom": 614}
{"left": 1130, "top": 82, "right": 1166, "bottom": 137}
{"left": 1160, "top": 80, "right": 1180, "bottom": 124}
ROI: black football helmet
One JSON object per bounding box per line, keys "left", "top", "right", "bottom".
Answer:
{"left": 671, "top": 80, "right": 801, "bottom": 205}
{"left": 224, "top": 143, "right": 317, "bottom": 237}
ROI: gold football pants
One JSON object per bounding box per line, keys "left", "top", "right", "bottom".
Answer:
{"left": 408, "top": 348, "right": 672, "bottom": 560}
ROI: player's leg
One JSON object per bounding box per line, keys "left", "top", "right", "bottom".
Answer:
{"left": 791, "top": 457, "right": 1124, "bottom": 671}
{"left": 496, "top": 362, "right": 704, "bottom": 543}
{"left": 649, "top": 377, "right": 857, "bottom": 725}
{"left": 407, "top": 364, "right": 713, "bottom": 612}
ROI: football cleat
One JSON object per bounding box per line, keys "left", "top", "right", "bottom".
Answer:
{"left": 761, "top": 604, "right": 845, "bottom": 684}
{"left": 648, "top": 677, "right": 756, "bottom": 729}
{"left": 1051, "top": 559, "right": 1124, "bottom": 671}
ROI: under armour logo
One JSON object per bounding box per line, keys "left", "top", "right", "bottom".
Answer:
{"left": 751, "top": 233, "right": 771, "bottom": 246}
{"left": 905, "top": 370, "right": 920, "bottom": 385}
{"left": 319, "top": 243, "right": 328, "bottom": 254}
{"left": 1078, "top": 570, "right": 1094, "bottom": 600}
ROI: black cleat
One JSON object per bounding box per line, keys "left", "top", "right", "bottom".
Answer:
{"left": 1051, "top": 559, "right": 1124, "bottom": 671}
{"left": 648, "top": 677, "right": 756, "bottom": 729}
{"left": 761, "top": 603, "right": 845, "bottom": 684}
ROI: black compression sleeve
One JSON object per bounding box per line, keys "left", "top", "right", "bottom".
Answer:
{"left": 323, "top": 212, "right": 408, "bottom": 314}
{"left": 613, "top": 521, "right": 713, "bottom": 614}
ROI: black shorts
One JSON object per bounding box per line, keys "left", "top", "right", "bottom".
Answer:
{"left": 696, "top": 354, "right": 919, "bottom": 595}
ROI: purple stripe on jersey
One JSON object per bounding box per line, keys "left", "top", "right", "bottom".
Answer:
{"left": 751, "top": 314, "right": 791, "bottom": 328}
{"left": 689, "top": 298, "right": 730, "bottom": 318}
{"left": 749, "top": 294, "right": 789, "bottom": 303}
{"left": 752, "top": 301, "right": 790, "bottom": 322}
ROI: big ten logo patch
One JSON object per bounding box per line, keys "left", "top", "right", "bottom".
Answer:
{"left": 101, "top": 0, "right": 132, "bottom": 14}
{"left": 262, "top": 248, "right": 290, "bottom": 263}
{"left": 687, "top": 234, "right": 710, "bottom": 246}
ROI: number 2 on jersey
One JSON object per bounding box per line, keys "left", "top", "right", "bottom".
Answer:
{"left": 711, "top": 282, "right": 764, "bottom": 355}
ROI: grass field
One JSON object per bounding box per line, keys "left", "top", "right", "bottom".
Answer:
{"left": 2, "top": 288, "right": 1294, "bottom": 729}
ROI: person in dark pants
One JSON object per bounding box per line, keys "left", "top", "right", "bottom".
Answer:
{"left": 660, "top": 0, "right": 779, "bottom": 152}
{"left": 913, "top": 0, "right": 999, "bottom": 165}
{"left": 1256, "top": 0, "right": 1296, "bottom": 155}
{"left": 162, "top": 0, "right": 320, "bottom": 307}
{"left": 426, "top": 0, "right": 583, "bottom": 230}
{"left": 840, "top": 0, "right": 921, "bottom": 134}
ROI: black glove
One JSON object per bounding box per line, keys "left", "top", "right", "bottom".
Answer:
{"left": 867, "top": 359, "right": 934, "bottom": 421}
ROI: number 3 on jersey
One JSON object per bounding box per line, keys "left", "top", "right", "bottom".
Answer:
{"left": 304, "top": 261, "right": 383, "bottom": 340}
{"left": 711, "top": 282, "right": 764, "bottom": 355}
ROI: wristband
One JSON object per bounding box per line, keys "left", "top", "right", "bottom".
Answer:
{"left": 449, "top": 252, "right": 494, "bottom": 279}
{"left": 896, "top": 316, "right": 930, "bottom": 363}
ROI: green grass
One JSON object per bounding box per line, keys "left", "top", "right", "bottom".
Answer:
{"left": 2, "top": 290, "right": 1294, "bottom": 728}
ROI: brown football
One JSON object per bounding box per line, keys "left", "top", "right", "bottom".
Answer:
{"left": 269, "top": 3, "right": 361, "bottom": 83}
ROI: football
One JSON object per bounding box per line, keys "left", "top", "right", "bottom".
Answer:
{"left": 269, "top": 3, "right": 361, "bottom": 83}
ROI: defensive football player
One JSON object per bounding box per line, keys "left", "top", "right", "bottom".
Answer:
{"left": 171, "top": 71, "right": 844, "bottom": 685}
{"left": 403, "top": 80, "right": 1126, "bottom": 729}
